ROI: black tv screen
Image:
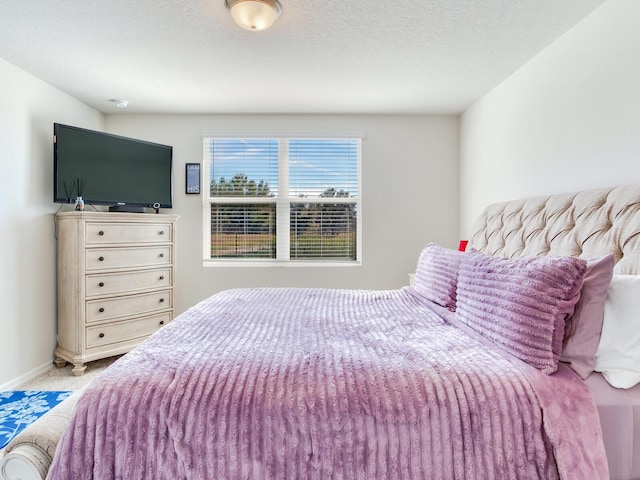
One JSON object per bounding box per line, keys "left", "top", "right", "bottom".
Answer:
{"left": 53, "top": 123, "right": 173, "bottom": 209}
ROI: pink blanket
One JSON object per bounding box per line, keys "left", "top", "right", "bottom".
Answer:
{"left": 47, "top": 288, "right": 608, "bottom": 479}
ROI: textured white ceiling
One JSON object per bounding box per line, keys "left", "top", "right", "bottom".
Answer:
{"left": 0, "top": 0, "right": 606, "bottom": 114}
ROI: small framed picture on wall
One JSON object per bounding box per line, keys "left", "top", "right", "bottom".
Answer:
{"left": 186, "top": 163, "right": 201, "bottom": 194}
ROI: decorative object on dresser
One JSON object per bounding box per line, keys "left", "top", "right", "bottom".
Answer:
{"left": 54, "top": 211, "right": 178, "bottom": 376}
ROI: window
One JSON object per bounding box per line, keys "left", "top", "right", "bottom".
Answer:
{"left": 202, "top": 136, "right": 361, "bottom": 265}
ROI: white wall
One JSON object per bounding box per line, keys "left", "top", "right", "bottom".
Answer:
{"left": 460, "top": 0, "right": 640, "bottom": 236}
{"left": 0, "top": 58, "right": 103, "bottom": 388}
{"left": 105, "top": 115, "right": 459, "bottom": 314}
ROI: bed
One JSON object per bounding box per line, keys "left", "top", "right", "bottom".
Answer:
{"left": 470, "top": 184, "right": 640, "bottom": 479}
{"left": 2, "top": 184, "right": 639, "bottom": 480}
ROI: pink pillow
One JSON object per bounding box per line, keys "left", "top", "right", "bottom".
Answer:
{"left": 412, "top": 243, "right": 464, "bottom": 311}
{"left": 455, "top": 250, "right": 587, "bottom": 375}
{"left": 560, "top": 254, "right": 615, "bottom": 379}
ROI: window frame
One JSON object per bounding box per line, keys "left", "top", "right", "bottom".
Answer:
{"left": 202, "top": 134, "right": 363, "bottom": 267}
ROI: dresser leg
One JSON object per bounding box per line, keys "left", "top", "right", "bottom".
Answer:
{"left": 71, "top": 363, "right": 87, "bottom": 376}
{"left": 54, "top": 357, "right": 67, "bottom": 368}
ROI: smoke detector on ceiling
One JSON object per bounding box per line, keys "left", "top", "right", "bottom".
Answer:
{"left": 110, "top": 99, "right": 129, "bottom": 109}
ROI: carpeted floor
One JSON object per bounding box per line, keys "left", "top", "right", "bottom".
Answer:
{"left": 0, "top": 355, "right": 119, "bottom": 459}
{"left": 18, "top": 356, "right": 120, "bottom": 391}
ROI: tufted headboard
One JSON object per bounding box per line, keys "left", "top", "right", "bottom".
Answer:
{"left": 469, "top": 184, "right": 640, "bottom": 275}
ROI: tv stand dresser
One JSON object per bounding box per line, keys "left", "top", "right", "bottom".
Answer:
{"left": 54, "top": 211, "right": 178, "bottom": 375}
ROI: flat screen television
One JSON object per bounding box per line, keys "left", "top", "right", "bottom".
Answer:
{"left": 53, "top": 123, "right": 173, "bottom": 212}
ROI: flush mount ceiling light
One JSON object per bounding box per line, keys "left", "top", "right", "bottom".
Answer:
{"left": 225, "top": 0, "right": 282, "bottom": 31}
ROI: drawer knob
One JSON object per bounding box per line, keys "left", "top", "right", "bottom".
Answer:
{"left": 99, "top": 307, "right": 105, "bottom": 313}
{"left": 99, "top": 231, "right": 104, "bottom": 236}
{"left": 159, "top": 276, "right": 164, "bottom": 280}
{"left": 159, "top": 230, "right": 164, "bottom": 235}
{"left": 159, "top": 320, "right": 165, "bottom": 325}
{"left": 159, "top": 298, "right": 165, "bottom": 303}
{"left": 99, "top": 256, "right": 105, "bottom": 262}
{"left": 159, "top": 253, "right": 165, "bottom": 258}
{"left": 99, "top": 333, "right": 105, "bottom": 338}
{"left": 99, "top": 282, "right": 105, "bottom": 287}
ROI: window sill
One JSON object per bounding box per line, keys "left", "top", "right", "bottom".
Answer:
{"left": 203, "top": 259, "right": 362, "bottom": 268}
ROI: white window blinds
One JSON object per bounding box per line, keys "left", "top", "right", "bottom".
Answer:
{"left": 209, "top": 139, "right": 278, "bottom": 197}
{"left": 289, "top": 139, "right": 358, "bottom": 261}
{"left": 203, "top": 136, "right": 361, "bottom": 265}
{"left": 289, "top": 139, "right": 358, "bottom": 198}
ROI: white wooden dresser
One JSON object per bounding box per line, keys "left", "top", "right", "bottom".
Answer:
{"left": 54, "top": 211, "right": 178, "bottom": 375}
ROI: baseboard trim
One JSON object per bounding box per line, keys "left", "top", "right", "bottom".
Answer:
{"left": 0, "top": 361, "right": 53, "bottom": 391}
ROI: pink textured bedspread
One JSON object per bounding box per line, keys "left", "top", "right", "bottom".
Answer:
{"left": 47, "top": 288, "right": 608, "bottom": 479}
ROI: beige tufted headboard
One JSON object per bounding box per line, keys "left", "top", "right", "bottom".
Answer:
{"left": 469, "top": 184, "right": 640, "bottom": 275}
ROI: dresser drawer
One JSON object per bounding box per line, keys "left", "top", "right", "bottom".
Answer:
{"left": 86, "top": 246, "right": 171, "bottom": 271}
{"left": 86, "top": 312, "right": 171, "bottom": 349}
{"left": 85, "top": 268, "right": 171, "bottom": 297}
{"left": 85, "top": 222, "right": 172, "bottom": 245}
{"left": 86, "top": 290, "right": 172, "bottom": 323}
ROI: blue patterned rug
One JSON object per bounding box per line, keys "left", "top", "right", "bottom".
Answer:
{"left": 0, "top": 390, "right": 72, "bottom": 449}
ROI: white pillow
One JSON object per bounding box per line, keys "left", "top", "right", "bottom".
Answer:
{"left": 594, "top": 275, "right": 640, "bottom": 389}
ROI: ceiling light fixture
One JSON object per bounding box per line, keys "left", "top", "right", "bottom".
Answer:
{"left": 225, "top": 0, "right": 282, "bottom": 31}
{"left": 110, "top": 99, "right": 129, "bottom": 109}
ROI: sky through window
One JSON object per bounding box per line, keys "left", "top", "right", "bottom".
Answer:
{"left": 209, "top": 139, "right": 358, "bottom": 198}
